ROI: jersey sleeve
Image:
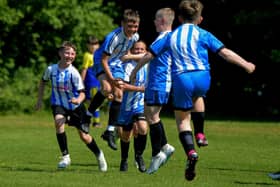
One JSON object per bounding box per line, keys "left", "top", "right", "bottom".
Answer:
{"left": 72, "top": 67, "right": 85, "bottom": 91}
{"left": 42, "top": 65, "right": 53, "bottom": 82}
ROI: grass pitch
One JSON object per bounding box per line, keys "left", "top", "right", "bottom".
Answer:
{"left": 0, "top": 112, "right": 279, "bottom": 187}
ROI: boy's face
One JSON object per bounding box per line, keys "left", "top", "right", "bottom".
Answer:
{"left": 59, "top": 47, "right": 76, "bottom": 65}
{"left": 122, "top": 21, "right": 139, "bottom": 38}
{"left": 131, "top": 42, "right": 146, "bottom": 54}
{"left": 87, "top": 43, "right": 99, "bottom": 53}
{"left": 154, "top": 15, "right": 164, "bottom": 32}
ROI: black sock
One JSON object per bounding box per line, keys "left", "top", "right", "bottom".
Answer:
{"left": 121, "top": 140, "right": 130, "bottom": 161}
{"left": 150, "top": 122, "right": 162, "bottom": 157}
{"left": 88, "top": 91, "right": 106, "bottom": 114}
{"left": 134, "top": 134, "right": 147, "bottom": 156}
{"left": 179, "top": 131, "right": 195, "bottom": 155}
{"left": 86, "top": 139, "right": 100, "bottom": 156}
{"left": 192, "top": 112, "right": 205, "bottom": 135}
{"left": 108, "top": 100, "right": 121, "bottom": 126}
{"left": 159, "top": 121, "right": 168, "bottom": 147}
{"left": 56, "top": 132, "right": 69, "bottom": 156}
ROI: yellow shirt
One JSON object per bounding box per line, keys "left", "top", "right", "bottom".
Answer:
{"left": 82, "top": 51, "right": 93, "bottom": 69}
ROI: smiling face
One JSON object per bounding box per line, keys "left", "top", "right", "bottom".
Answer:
{"left": 121, "top": 9, "right": 140, "bottom": 38}
{"left": 122, "top": 20, "right": 139, "bottom": 38}
{"left": 58, "top": 46, "right": 76, "bottom": 68}
{"left": 131, "top": 41, "right": 147, "bottom": 55}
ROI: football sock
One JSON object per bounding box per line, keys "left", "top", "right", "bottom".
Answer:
{"left": 192, "top": 112, "right": 205, "bottom": 135}
{"left": 93, "top": 110, "right": 100, "bottom": 123}
{"left": 56, "top": 132, "right": 69, "bottom": 156}
{"left": 88, "top": 91, "right": 106, "bottom": 114}
{"left": 121, "top": 140, "right": 130, "bottom": 160}
{"left": 134, "top": 134, "right": 147, "bottom": 156}
{"left": 179, "top": 131, "right": 195, "bottom": 155}
{"left": 86, "top": 139, "right": 101, "bottom": 155}
{"left": 107, "top": 100, "right": 121, "bottom": 129}
{"left": 149, "top": 122, "right": 162, "bottom": 157}
{"left": 159, "top": 120, "right": 168, "bottom": 147}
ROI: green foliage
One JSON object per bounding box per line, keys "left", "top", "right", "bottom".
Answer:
{"left": 0, "top": 0, "right": 118, "bottom": 113}
{"left": 270, "top": 49, "right": 280, "bottom": 63}
{"left": 0, "top": 67, "right": 44, "bottom": 114}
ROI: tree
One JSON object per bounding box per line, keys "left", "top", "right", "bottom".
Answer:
{"left": 0, "top": 0, "right": 118, "bottom": 113}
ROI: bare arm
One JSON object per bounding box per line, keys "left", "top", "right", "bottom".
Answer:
{"left": 34, "top": 80, "right": 46, "bottom": 110}
{"left": 101, "top": 53, "right": 114, "bottom": 82}
{"left": 69, "top": 91, "right": 85, "bottom": 105}
{"left": 121, "top": 52, "right": 146, "bottom": 62}
{"left": 122, "top": 83, "right": 145, "bottom": 92}
{"left": 130, "top": 52, "right": 154, "bottom": 84}
{"left": 80, "top": 68, "right": 87, "bottom": 81}
{"left": 114, "top": 79, "right": 144, "bottom": 92}
{"left": 218, "top": 48, "right": 256, "bottom": 74}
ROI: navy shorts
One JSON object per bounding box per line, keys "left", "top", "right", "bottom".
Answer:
{"left": 51, "top": 104, "right": 90, "bottom": 133}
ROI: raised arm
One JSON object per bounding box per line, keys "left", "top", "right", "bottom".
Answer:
{"left": 121, "top": 52, "right": 147, "bottom": 62}
{"left": 218, "top": 48, "right": 256, "bottom": 74}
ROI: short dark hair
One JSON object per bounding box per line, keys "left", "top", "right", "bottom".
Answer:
{"left": 87, "top": 36, "right": 99, "bottom": 45}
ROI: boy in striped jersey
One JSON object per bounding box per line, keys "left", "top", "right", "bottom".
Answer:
{"left": 131, "top": 0, "right": 255, "bottom": 180}
{"left": 130, "top": 8, "right": 175, "bottom": 175}
{"left": 86, "top": 9, "right": 141, "bottom": 151}
{"left": 115, "top": 41, "right": 148, "bottom": 172}
{"left": 35, "top": 41, "right": 107, "bottom": 172}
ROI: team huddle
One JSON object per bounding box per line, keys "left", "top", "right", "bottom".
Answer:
{"left": 35, "top": 0, "right": 255, "bottom": 181}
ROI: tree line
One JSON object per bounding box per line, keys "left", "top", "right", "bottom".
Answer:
{"left": 1, "top": 0, "right": 280, "bottom": 120}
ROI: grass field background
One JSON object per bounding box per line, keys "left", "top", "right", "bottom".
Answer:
{"left": 0, "top": 111, "right": 279, "bottom": 187}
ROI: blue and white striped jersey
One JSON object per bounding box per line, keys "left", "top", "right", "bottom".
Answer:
{"left": 169, "top": 23, "right": 224, "bottom": 75}
{"left": 94, "top": 27, "right": 139, "bottom": 68}
{"left": 42, "top": 63, "right": 84, "bottom": 110}
{"left": 121, "top": 60, "right": 148, "bottom": 113}
{"left": 148, "top": 31, "right": 172, "bottom": 92}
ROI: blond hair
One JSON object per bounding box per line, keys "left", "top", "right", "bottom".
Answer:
{"left": 155, "top": 8, "right": 175, "bottom": 26}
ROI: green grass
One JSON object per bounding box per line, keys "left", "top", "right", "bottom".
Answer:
{"left": 0, "top": 112, "right": 280, "bottom": 187}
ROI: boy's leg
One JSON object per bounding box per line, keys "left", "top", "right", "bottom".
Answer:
{"left": 101, "top": 100, "right": 121, "bottom": 150}
{"left": 192, "top": 97, "right": 208, "bottom": 147}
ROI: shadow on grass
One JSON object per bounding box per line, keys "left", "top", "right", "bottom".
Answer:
{"left": 206, "top": 167, "right": 279, "bottom": 186}
{"left": 0, "top": 164, "right": 101, "bottom": 174}
{"left": 234, "top": 181, "right": 278, "bottom": 186}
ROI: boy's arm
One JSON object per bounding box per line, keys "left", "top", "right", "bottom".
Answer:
{"left": 101, "top": 53, "right": 114, "bottom": 82}
{"left": 218, "top": 48, "right": 256, "bottom": 74}
{"left": 130, "top": 52, "right": 154, "bottom": 84}
{"left": 35, "top": 80, "right": 46, "bottom": 110}
{"left": 121, "top": 52, "right": 146, "bottom": 62}
{"left": 115, "top": 79, "right": 144, "bottom": 92}
{"left": 69, "top": 91, "right": 85, "bottom": 105}
{"left": 80, "top": 68, "right": 87, "bottom": 81}
{"left": 122, "top": 82, "right": 145, "bottom": 92}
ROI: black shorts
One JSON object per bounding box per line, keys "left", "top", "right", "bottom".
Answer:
{"left": 51, "top": 104, "right": 90, "bottom": 134}
{"left": 122, "top": 113, "right": 146, "bottom": 131}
